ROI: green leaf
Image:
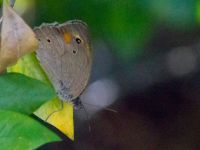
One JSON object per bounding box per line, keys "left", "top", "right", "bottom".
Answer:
{"left": 0, "top": 73, "right": 56, "bottom": 114}
{"left": 0, "top": 110, "right": 61, "bottom": 150}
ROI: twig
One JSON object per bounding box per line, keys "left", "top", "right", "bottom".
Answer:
{"left": 0, "top": 0, "right": 16, "bottom": 24}
{"left": 10, "top": 0, "right": 16, "bottom": 7}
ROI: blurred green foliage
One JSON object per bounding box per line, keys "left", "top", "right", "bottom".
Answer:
{"left": 140, "top": 0, "right": 197, "bottom": 28}
{"left": 34, "top": 0, "right": 154, "bottom": 61}
{"left": 34, "top": 0, "right": 199, "bottom": 62}
{"left": 0, "top": 0, "right": 198, "bottom": 61}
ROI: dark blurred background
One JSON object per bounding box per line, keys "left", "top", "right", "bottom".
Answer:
{"left": 13, "top": 0, "right": 200, "bottom": 149}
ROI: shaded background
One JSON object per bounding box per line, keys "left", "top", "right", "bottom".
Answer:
{"left": 13, "top": 0, "right": 200, "bottom": 149}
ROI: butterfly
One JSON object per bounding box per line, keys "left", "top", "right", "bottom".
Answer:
{"left": 34, "top": 20, "right": 92, "bottom": 104}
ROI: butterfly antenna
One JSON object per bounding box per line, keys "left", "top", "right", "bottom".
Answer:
{"left": 10, "top": 0, "right": 16, "bottom": 7}
{"left": 72, "top": 97, "right": 92, "bottom": 132}
{"left": 80, "top": 102, "right": 92, "bottom": 133}
{"left": 0, "top": 0, "right": 16, "bottom": 24}
{"left": 82, "top": 102, "right": 118, "bottom": 113}
{"left": 45, "top": 100, "right": 64, "bottom": 121}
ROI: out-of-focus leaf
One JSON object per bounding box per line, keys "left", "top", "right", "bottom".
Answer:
{"left": 35, "top": 0, "right": 153, "bottom": 62}
{"left": 196, "top": 0, "right": 200, "bottom": 25}
{"left": 0, "top": 110, "right": 61, "bottom": 150}
{"left": 34, "top": 98, "right": 74, "bottom": 140}
{"left": 0, "top": 0, "right": 38, "bottom": 73}
{"left": 0, "top": 73, "right": 56, "bottom": 114}
{"left": 10, "top": 0, "right": 16, "bottom": 7}
{"left": 139, "top": 0, "right": 197, "bottom": 29}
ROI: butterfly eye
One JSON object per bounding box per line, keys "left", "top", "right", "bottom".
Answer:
{"left": 47, "top": 39, "right": 51, "bottom": 43}
{"left": 75, "top": 38, "right": 81, "bottom": 44}
{"left": 73, "top": 50, "right": 77, "bottom": 54}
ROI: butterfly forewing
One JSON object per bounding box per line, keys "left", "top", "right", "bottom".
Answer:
{"left": 34, "top": 20, "right": 92, "bottom": 101}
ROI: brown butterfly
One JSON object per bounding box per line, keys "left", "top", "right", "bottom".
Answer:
{"left": 34, "top": 20, "right": 92, "bottom": 104}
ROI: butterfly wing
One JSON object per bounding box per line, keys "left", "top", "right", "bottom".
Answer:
{"left": 34, "top": 20, "right": 92, "bottom": 101}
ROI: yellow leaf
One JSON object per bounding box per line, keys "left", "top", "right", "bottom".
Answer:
{"left": 8, "top": 53, "right": 49, "bottom": 84}
{"left": 34, "top": 98, "right": 74, "bottom": 140}
{"left": 0, "top": 0, "right": 38, "bottom": 73}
